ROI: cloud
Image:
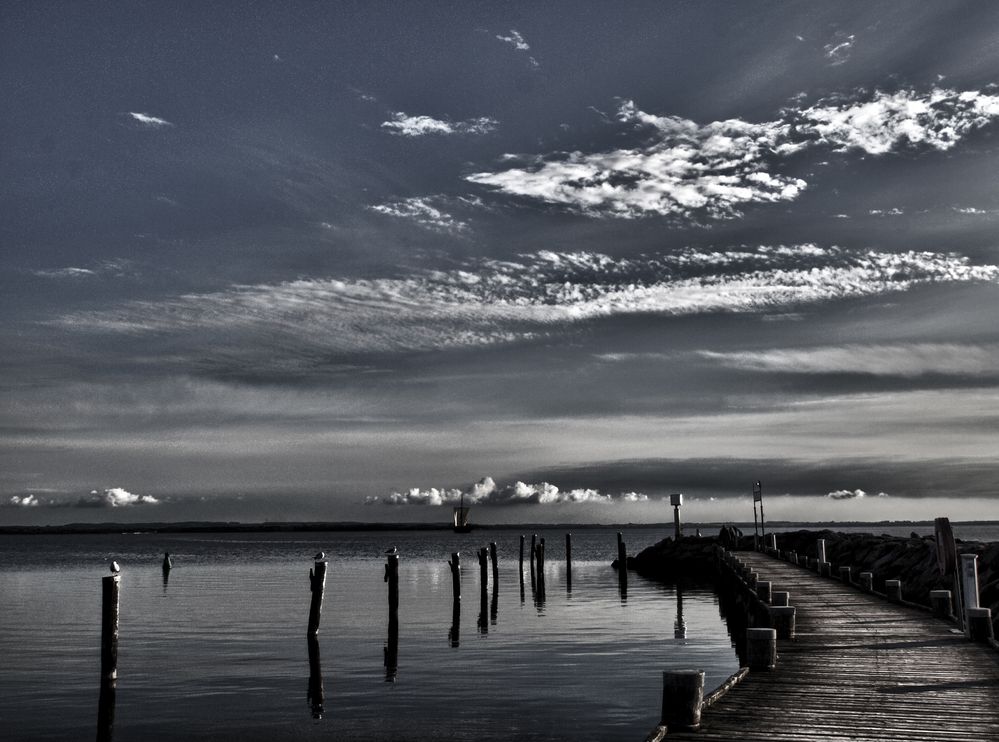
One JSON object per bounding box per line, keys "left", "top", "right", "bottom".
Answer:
{"left": 9, "top": 495, "right": 39, "bottom": 507}
{"left": 381, "top": 112, "right": 498, "bottom": 137}
{"left": 32, "top": 259, "right": 135, "bottom": 280}
{"left": 467, "top": 87, "right": 999, "bottom": 219}
{"left": 368, "top": 476, "right": 650, "bottom": 506}
{"left": 82, "top": 487, "right": 160, "bottom": 507}
{"left": 369, "top": 196, "right": 469, "bottom": 234}
{"left": 495, "top": 30, "right": 530, "bottom": 51}
{"left": 827, "top": 488, "right": 865, "bottom": 500}
{"left": 823, "top": 34, "right": 855, "bottom": 66}
{"left": 54, "top": 246, "right": 999, "bottom": 369}
{"left": 868, "top": 208, "right": 904, "bottom": 216}
{"left": 698, "top": 343, "right": 999, "bottom": 378}
{"left": 128, "top": 112, "right": 173, "bottom": 128}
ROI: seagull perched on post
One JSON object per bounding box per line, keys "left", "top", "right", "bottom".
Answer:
{"left": 385, "top": 546, "right": 398, "bottom": 555}
{"left": 314, "top": 550, "right": 325, "bottom": 561}
{"left": 109, "top": 560, "right": 121, "bottom": 574}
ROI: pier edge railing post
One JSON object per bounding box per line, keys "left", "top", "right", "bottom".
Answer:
{"left": 967, "top": 607, "right": 994, "bottom": 643}
{"left": 930, "top": 589, "right": 952, "bottom": 620}
{"left": 660, "top": 670, "right": 705, "bottom": 732}
{"left": 770, "top": 606, "right": 796, "bottom": 640}
{"left": 100, "top": 574, "right": 120, "bottom": 681}
{"left": 746, "top": 627, "right": 777, "bottom": 671}
{"left": 771, "top": 590, "right": 790, "bottom": 607}
{"left": 859, "top": 571, "right": 873, "bottom": 593}
{"left": 308, "top": 559, "right": 328, "bottom": 636}
{"left": 885, "top": 579, "right": 903, "bottom": 603}
{"left": 756, "top": 580, "right": 772, "bottom": 604}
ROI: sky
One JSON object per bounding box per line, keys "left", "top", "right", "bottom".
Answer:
{"left": 3, "top": 0, "right": 999, "bottom": 525}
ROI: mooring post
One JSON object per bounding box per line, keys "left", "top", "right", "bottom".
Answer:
{"left": 838, "top": 566, "right": 851, "bottom": 583}
{"left": 385, "top": 551, "right": 400, "bottom": 614}
{"left": 519, "top": 535, "right": 525, "bottom": 573}
{"left": 162, "top": 552, "right": 172, "bottom": 572}
{"left": 448, "top": 552, "right": 461, "bottom": 602}
{"left": 307, "top": 635, "right": 325, "bottom": 718}
{"left": 930, "top": 589, "right": 953, "bottom": 620}
{"left": 660, "top": 670, "right": 705, "bottom": 732}
{"left": 308, "top": 558, "right": 328, "bottom": 637}
{"left": 489, "top": 542, "right": 498, "bottom": 586}
{"left": 746, "top": 627, "right": 777, "bottom": 671}
{"left": 565, "top": 533, "right": 572, "bottom": 593}
{"left": 96, "top": 677, "right": 116, "bottom": 742}
{"left": 617, "top": 534, "right": 627, "bottom": 574}
{"left": 530, "top": 533, "right": 538, "bottom": 581}
{"left": 967, "top": 607, "right": 994, "bottom": 643}
{"left": 478, "top": 546, "right": 489, "bottom": 632}
{"left": 771, "top": 590, "right": 790, "bottom": 607}
{"left": 770, "top": 606, "right": 796, "bottom": 640}
{"left": 756, "top": 580, "right": 772, "bottom": 604}
{"left": 100, "top": 574, "right": 120, "bottom": 681}
{"left": 885, "top": 579, "right": 902, "bottom": 602}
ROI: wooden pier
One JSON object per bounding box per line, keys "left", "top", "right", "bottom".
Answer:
{"left": 666, "top": 550, "right": 999, "bottom": 742}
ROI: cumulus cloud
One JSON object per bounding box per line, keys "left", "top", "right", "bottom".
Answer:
{"left": 128, "top": 112, "right": 173, "bottom": 128}
{"left": 368, "top": 476, "right": 650, "bottom": 506}
{"left": 369, "top": 196, "right": 469, "bottom": 233}
{"left": 827, "top": 488, "right": 865, "bottom": 499}
{"left": 495, "top": 30, "right": 530, "bottom": 51}
{"left": 698, "top": 343, "right": 999, "bottom": 378}
{"left": 381, "top": 112, "right": 498, "bottom": 137}
{"left": 55, "top": 246, "right": 999, "bottom": 367}
{"left": 9, "top": 495, "right": 39, "bottom": 507}
{"left": 467, "top": 87, "right": 999, "bottom": 219}
{"left": 82, "top": 487, "right": 160, "bottom": 507}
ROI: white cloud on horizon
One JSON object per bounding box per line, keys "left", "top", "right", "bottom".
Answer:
{"left": 368, "top": 475, "right": 651, "bottom": 506}
{"left": 466, "top": 87, "right": 999, "bottom": 219}
{"left": 3, "top": 487, "right": 160, "bottom": 508}
{"left": 381, "top": 112, "right": 498, "bottom": 137}
{"left": 128, "top": 112, "right": 173, "bottom": 128}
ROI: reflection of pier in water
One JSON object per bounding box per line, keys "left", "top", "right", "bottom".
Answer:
{"left": 307, "top": 636, "right": 325, "bottom": 718}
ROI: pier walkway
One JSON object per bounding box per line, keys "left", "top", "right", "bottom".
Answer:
{"left": 667, "top": 551, "right": 999, "bottom": 742}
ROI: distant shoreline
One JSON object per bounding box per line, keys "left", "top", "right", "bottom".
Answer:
{"left": 2, "top": 520, "right": 998, "bottom": 536}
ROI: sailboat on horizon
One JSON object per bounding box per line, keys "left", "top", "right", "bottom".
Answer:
{"left": 452, "top": 492, "right": 472, "bottom": 533}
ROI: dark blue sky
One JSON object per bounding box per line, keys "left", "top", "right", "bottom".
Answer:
{"left": 4, "top": 1, "right": 999, "bottom": 524}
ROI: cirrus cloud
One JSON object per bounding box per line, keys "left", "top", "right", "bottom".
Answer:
{"left": 381, "top": 112, "right": 498, "bottom": 137}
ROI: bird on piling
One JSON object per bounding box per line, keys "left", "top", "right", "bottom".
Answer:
{"left": 385, "top": 546, "right": 398, "bottom": 555}
{"left": 109, "top": 560, "right": 121, "bottom": 574}
{"left": 314, "top": 551, "right": 325, "bottom": 561}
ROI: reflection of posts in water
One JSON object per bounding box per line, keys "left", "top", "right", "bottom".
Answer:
{"left": 384, "top": 551, "right": 400, "bottom": 681}
{"left": 307, "top": 636, "right": 325, "bottom": 718}
{"left": 308, "top": 560, "right": 328, "bottom": 637}
{"left": 477, "top": 546, "right": 489, "bottom": 633}
{"left": 565, "top": 533, "right": 572, "bottom": 594}
{"left": 101, "top": 574, "right": 120, "bottom": 682}
{"left": 96, "top": 679, "right": 116, "bottom": 742}
{"left": 448, "top": 552, "right": 461, "bottom": 647}
{"left": 674, "top": 587, "right": 687, "bottom": 639}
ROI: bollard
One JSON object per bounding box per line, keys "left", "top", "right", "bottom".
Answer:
{"left": 967, "top": 607, "right": 994, "bottom": 643}
{"left": 930, "top": 589, "right": 952, "bottom": 620}
{"left": 746, "top": 628, "right": 777, "bottom": 671}
{"left": 308, "top": 559, "right": 328, "bottom": 637}
{"left": 100, "top": 574, "right": 121, "bottom": 681}
{"left": 771, "top": 590, "right": 789, "bottom": 607}
{"left": 859, "top": 571, "right": 873, "bottom": 592}
{"left": 756, "top": 580, "right": 772, "bottom": 604}
{"left": 660, "top": 670, "right": 704, "bottom": 731}
{"left": 885, "top": 579, "right": 902, "bottom": 602}
{"left": 819, "top": 561, "right": 832, "bottom": 578}
{"left": 770, "top": 606, "right": 796, "bottom": 640}
{"left": 838, "top": 566, "right": 851, "bottom": 583}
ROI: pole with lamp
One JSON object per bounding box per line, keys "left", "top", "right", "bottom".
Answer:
{"left": 670, "top": 493, "right": 683, "bottom": 540}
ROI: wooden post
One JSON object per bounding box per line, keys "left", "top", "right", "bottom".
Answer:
{"left": 530, "top": 534, "right": 538, "bottom": 582}
{"left": 617, "top": 536, "right": 627, "bottom": 573}
{"left": 961, "top": 554, "right": 980, "bottom": 610}
{"left": 817, "top": 538, "right": 826, "bottom": 564}
{"left": 448, "top": 552, "right": 461, "bottom": 602}
{"left": 819, "top": 561, "right": 832, "bottom": 578}
{"left": 770, "top": 606, "right": 796, "bottom": 640}
{"left": 565, "top": 533, "right": 572, "bottom": 593}
{"left": 519, "top": 535, "right": 525, "bottom": 573}
{"left": 756, "top": 580, "right": 772, "bottom": 604}
{"left": 838, "top": 566, "right": 851, "bottom": 583}
{"left": 859, "top": 571, "right": 873, "bottom": 592}
{"left": 101, "top": 574, "right": 120, "bottom": 681}
{"left": 967, "top": 607, "right": 994, "bottom": 643}
{"left": 930, "top": 589, "right": 952, "bottom": 620}
{"left": 307, "top": 635, "right": 325, "bottom": 718}
{"left": 747, "top": 571, "right": 758, "bottom": 589}
{"left": 385, "top": 551, "right": 399, "bottom": 613}
{"left": 96, "top": 678, "right": 116, "bottom": 742}
{"left": 788, "top": 550, "right": 797, "bottom": 564}
{"left": 162, "top": 552, "right": 172, "bottom": 572}
{"left": 308, "top": 560, "right": 328, "bottom": 637}
{"left": 660, "top": 670, "right": 704, "bottom": 731}
{"left": 478, "top": 546, "right": 489, "bottom": 632}
{"left": 771, "top": 590, "right": 790, "bottom": 607}
{"left": 746, "top": 627, "right": 777, "bottom": 671}
{"left": 449, "top": 552, "right": 461, "bottom": 647}
{"left": 489, "top": 542, "right": 498, "bottom": 586}
{"left": 885, "top": 579, "right": 902, "bottom": 603}
{"left": 768, "top": 533, "right": 777, "bottom": 552}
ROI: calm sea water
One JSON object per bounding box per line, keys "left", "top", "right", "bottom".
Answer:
{"left": 0, "top": 527, "right": 740, "bottom": 742}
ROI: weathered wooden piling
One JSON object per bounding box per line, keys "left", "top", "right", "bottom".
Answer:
{"left": 162, "top": 552, "right": 172, "bottom": 572}
{"left": 307, "top": 635, "right": 325, "bottom": 718}
{"left": 530, "top": 533, "right": 538, "bottom": 582}
{"left": 967, "top": 607, "right": 994, "bottom": 643}
{"left": 817, "top": 538, "right": 826, "bottom": 564}
{"left": 519, "top": 535, "right": 525, "bottom": 573}
{"left": 565, "top": 533, "right": 573, "bottom": 593}
{"left": 746, "top": 627, "right": 777, "bottom": 671}
{"left": 478, "top": 546, "right": 489, "bottom": 631}
{"left": 838, "top": 566, "right": 851, "bottom": 583}
{"left": 448, "top": 552, "right": 461, "bottom": 602}
{"left": 930, "top": 589, "right": 953, "bottom": 619}
{"left": 96, "top": 679, "right": 115, "bottom": 742}
{"left": 819, "top": 561, "right": 832, "bottom": 578}
{"left": 771, "top": 590, "right": 790, "bottom": 607}
{"left": 308, "top": 559, "right": 328, "bottom": 637}
{"left": 616, "top": 533, "right": 628, "bottom": 590}
{"left": 385, "top": 550, "right": 400, "bottom": 615}
{"left": 756, "top": 580, "right": 772, "bottom": 604}
{"left": 885, "top": 579, "right": 902, "bottom": 603}
{"left": 101, "top": 574, "right": 120, "bottom": 681}
{"left": 859, "top": 571, "right": 873, "bottom": 592}
{"left": 770, "top": 606, "right": 796, "bottom": 640}
{"left": 489, "top": 542, "right": 498, "bottom": 585}
{"left": 660, "top": 670, "right": 705, "bottom": 731}
{"left": 747, "top": 571, "right": 759, "bottom": 589}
